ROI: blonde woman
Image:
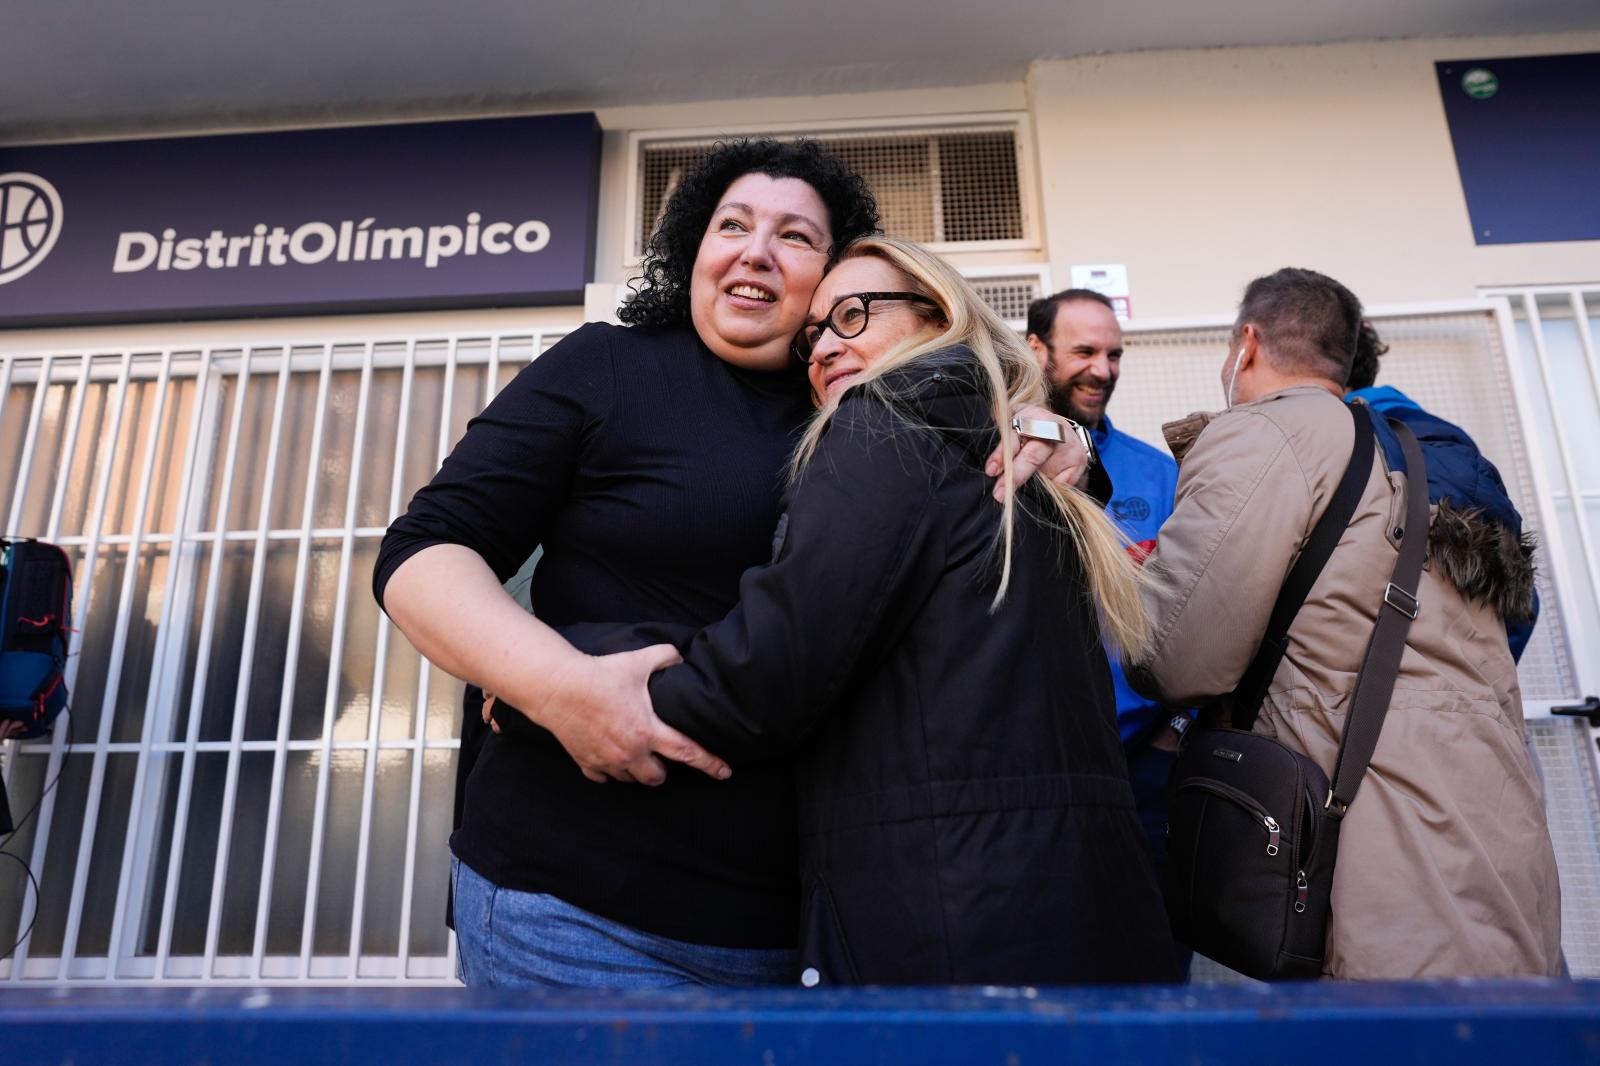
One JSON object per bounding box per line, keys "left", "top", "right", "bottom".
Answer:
{"left": 534, "top": 236, "right": 1177, "bottom": 985}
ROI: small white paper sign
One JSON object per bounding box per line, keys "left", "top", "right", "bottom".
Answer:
{"left": 1070, "top": 263, "right": 1131, "bottom": 321}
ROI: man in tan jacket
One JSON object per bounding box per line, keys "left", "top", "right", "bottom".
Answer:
{"left": 1129, "top": 267, "right": 1562, "bottom": 979}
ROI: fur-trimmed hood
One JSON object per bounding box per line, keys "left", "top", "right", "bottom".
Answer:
{"left": 1354, "top": 386, "right": 1538, "bottom": 635}
{"left": 1430, "top": 499, "right": 1537, "bottom": 623}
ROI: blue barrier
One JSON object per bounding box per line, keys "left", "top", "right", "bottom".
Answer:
{"left": 3, "top": 980, "right": 1598, "bottom": 1065}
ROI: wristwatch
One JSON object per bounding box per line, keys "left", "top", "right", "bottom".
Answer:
{"left": 1011, "top": 415, "right": 1098, "bottom": 468}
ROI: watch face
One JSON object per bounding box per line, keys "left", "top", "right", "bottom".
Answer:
{"left": 1072, "top": 424, "right": 1098, "bottom": 464}
{"left": 1013, "top": 417, "right": 1066, "bottom": 443}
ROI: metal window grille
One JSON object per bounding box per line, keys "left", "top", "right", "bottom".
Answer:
{"left": 1118, "top": 302, "right": 1600, "bottom": 979}
{"left": 635, "top": 125, "right": 1027, "bottom": 258}
{"left": 0, "top": 329, "right": 569, "bottom": 983}
{"left": 596, "top": 266, "right": 1050, "bottom": 334}
{"left": 966, "top": 271, "right": 1050, "bottom": 331}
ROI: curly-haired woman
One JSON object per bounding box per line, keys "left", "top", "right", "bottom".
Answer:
{"left": 374, "top": 141, "right": 1091, "bottom": 988}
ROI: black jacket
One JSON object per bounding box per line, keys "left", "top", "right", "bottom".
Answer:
{"left": 562, "top": 351, "right": 1175, "bottom": 985}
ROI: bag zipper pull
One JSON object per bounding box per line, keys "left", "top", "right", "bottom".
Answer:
{"left": 1295, "top": 871, "right": 1309, "bottom": 914}
{"left": 1264, "top": 815, "right": 1280, "bottom": 856}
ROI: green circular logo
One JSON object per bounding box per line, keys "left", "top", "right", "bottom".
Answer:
{"left": 1462, "top": 68, "right": 1498, "bottom": 100}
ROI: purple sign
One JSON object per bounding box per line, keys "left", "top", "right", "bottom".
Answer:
{"left": 0, "top": 113, "right": 600, "bottom": 327}
{"left": 1436, "top": 52, "right": 1600, "bottom": 245}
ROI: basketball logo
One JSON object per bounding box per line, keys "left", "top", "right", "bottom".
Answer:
{"left": 0, "top": 173, "right": 64, "bottom": 285}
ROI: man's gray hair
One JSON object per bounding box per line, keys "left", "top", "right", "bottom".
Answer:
{"left": 1235, "top": 268, "right": 1363, "bottom": 382}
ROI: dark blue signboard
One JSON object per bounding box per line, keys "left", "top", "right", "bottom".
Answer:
{"left": 0, "top": 113, "right": 601, "bottom": 327}
{"left": 1436, "top": 52, "right": 1600, "bottom": 245}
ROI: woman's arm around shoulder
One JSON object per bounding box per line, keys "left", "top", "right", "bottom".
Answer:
{"left": 641, "top": 389, "right": 959, "bottom": 761}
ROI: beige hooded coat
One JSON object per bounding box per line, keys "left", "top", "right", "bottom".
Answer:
{"left": 1130, "top": 384, "right": 1562, "bottom": 979}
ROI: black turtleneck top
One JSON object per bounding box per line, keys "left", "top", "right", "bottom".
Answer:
{"left": 374, "top": 322, "right": 811, "bottom": 948}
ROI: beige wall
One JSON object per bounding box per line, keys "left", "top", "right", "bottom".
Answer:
{"left": 1028, "top": 33, "right": 1600, "bottom": 320}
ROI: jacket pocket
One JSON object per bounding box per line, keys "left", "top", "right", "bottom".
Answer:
{"left": 799, "top": 876, "right": 862, "bottom": 986}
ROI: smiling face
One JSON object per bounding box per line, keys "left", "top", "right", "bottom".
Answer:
{"left": 688, "top": 172, "right": 832, "bottom": 372}
{"left": 1032, "top": 298, "right": 1122, "bottom": 427}
{"left": 803, "top": 255, "right": 941, "bottom": 403}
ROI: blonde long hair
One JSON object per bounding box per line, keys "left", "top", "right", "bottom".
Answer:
{"left": 792, "top": 235, "right": 1151, "bottom": 658}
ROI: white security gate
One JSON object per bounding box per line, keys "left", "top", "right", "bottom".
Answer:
{"left": 1120, "top": 299, "right": 1600, "bottom": 978}
{"left": 0, "top": 323, "right": 570, "bottom": 983}
{"left": 1482, "top": 285, "right": 1600, "bottom": 689}
{"left": 4, "top": 299, "right": 1598, "bottom": 984}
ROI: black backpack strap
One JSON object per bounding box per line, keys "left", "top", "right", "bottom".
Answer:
{"left": 1227, "top": 401, "right": 1375, "bottom": 731}
{"left": 1325, "top": 417, "right": 1430, "bottom": 816}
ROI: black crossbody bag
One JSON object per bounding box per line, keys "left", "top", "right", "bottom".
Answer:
{"left": 1163, "top": 402, "right": 1429, "bottom": 980}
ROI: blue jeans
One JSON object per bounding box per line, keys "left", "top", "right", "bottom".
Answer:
{"left": 451, "top": 857, "right": 797, "bottom": 989}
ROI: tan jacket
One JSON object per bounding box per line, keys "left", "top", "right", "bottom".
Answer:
{"left": 1131, "top": 384, "right": 1562, "bottom": 979}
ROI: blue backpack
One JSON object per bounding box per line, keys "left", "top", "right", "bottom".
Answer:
{"left": 0, "top": 538, "right": 73, "bottom": 740}
{"left": 1352, "top": 387, "right": 1538, "bottom": 660}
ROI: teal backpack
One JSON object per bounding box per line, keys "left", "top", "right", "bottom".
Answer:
{"left": 0, "top": 538, "right": 73, "bottom": 741}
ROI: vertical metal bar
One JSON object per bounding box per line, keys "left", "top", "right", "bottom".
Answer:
{"left": 301, "top": 341, "right": 411, "bottom": 977}
{"left": 201, "top": 345, "right": 295, "bottom": 977}
{"left": 45, "top": 352, "right": 95, "bottom": 539}
{"left": 485, "top": 334, "right": 502, "bottom": 409}
{"left": 928, "top": 135, "right": 945, "bottom": 244}
{"left": 0, "top": 352, "right": 53, "bottom": 809}
{"left": 0, "top": 351, "right": 16, "bottom": 454}
{"left": 9, "top": 350, "right": 95, "bottom": 981}
{"left": 28, "top": 349, "right": 135, "bottom": 979}
{"left": 348, "top": 337, "right": 456, "bottom": 978}
{"left": 1569, "top": 290, "right": 1600, "bottom": 424}
{"left": 154, "top": 348, "right": 254, "bottom": 980}
{"left": 111, "top": 351, "right": 217, "bottom": 974}
{"left": 1520, "top": 294, "right": 1600, "bottom": 695}
{"left": 5, "top": 352, "right": 54, "bottom": 534}
{"left": 249, "top": 344, "right": 335, "bottom": 978}
{"left": 331, "top": 344, "right": 390, "bottom": 960}
{"left": 400, "top": 336, "right": 486, "bottom": 973}
{"left": 58, "top": 350, "right": 176, "bottom": 977}
{"left": 402, "top": 332, "right": 503, "bottom": 980}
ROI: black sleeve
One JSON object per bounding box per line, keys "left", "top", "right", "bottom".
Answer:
{"left": 1086, "top": 461, "right": 1114, "bottom": 507}
{"left": 372, "top": 323, "right": 615, "bottom": 610}
{"left": 643, "top": 397, "right": 954, "bottom": 763}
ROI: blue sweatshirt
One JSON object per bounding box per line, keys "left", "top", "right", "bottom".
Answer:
{"left": 1094, "top": 415, "right": 1181, "bottom": 745}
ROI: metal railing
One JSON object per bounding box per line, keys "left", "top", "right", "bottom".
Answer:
{"left": 1, "top": 327, "right": 569, "bottom": 983}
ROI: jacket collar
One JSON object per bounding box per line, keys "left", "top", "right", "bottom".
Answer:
{"left": 1161, "top": 384, "right": 1338, "bottom": 465}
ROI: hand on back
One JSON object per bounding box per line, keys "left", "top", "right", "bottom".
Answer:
{"left": 495, "top": 645, "right": 731, "bottom": 787}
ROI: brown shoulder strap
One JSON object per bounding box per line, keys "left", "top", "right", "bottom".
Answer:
{"left": 1325, "top": 417, "right": 1430, "bottom": 817}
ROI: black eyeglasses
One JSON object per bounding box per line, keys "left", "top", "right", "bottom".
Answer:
{"left": 792, "top": 291, "right": 940, "bottom": 363}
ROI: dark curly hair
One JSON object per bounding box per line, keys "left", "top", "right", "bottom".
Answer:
{"left": 618, "top": 139, "right": 880, "bottom": 327}
{"left": 1344, "top": 318, "right": 1390, "bottom": 391}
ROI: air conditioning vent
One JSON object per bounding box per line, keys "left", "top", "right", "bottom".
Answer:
{"left": 963, "top": 266, "right": 1052, "bottom": 330}
{"left": 634, "top": 122, "right": 1030, "bottom": 259}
